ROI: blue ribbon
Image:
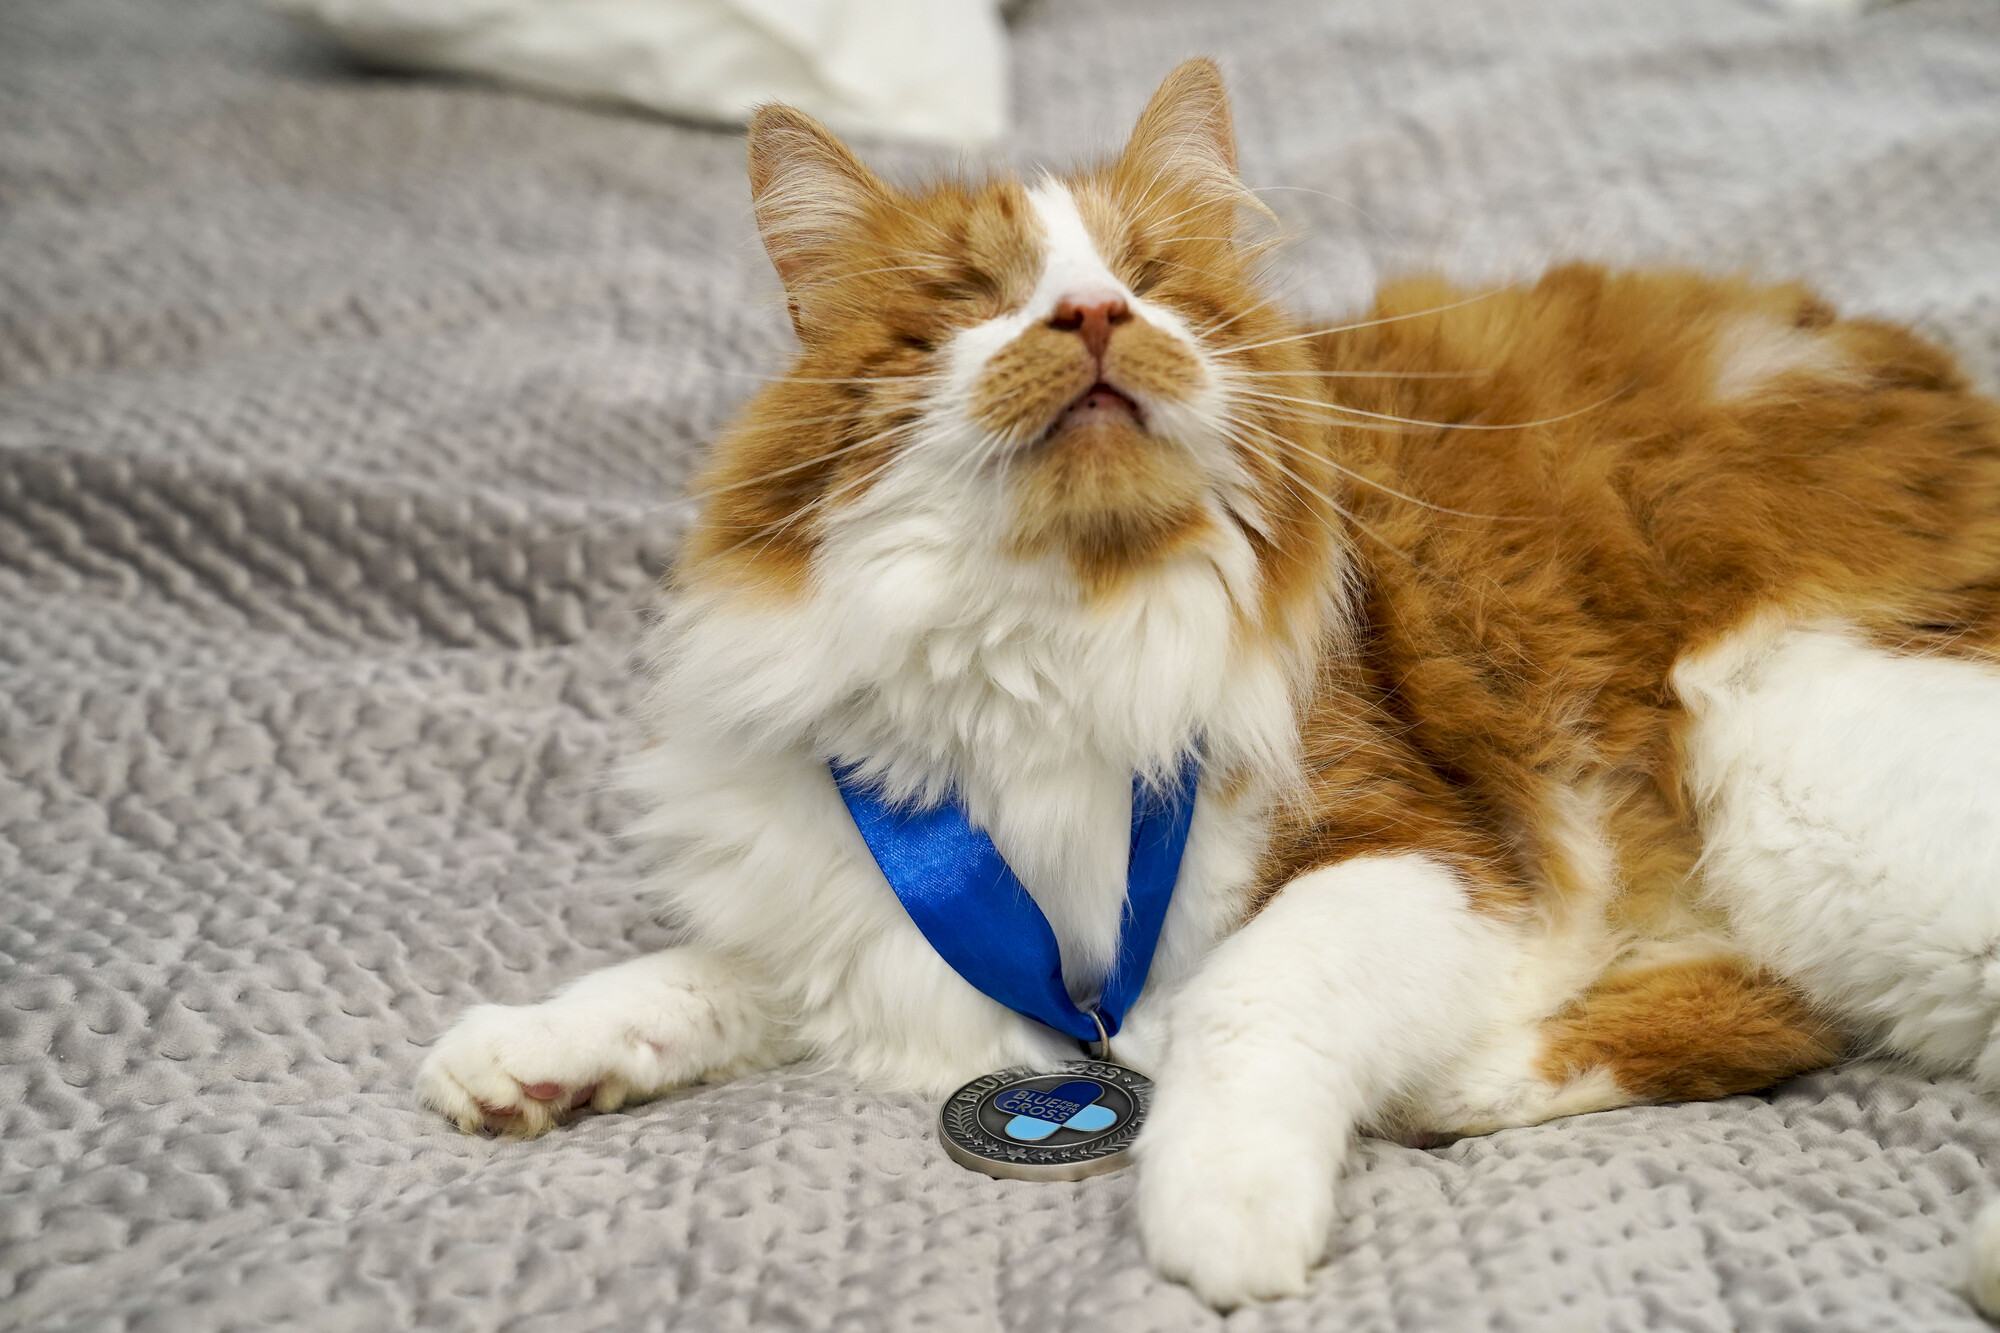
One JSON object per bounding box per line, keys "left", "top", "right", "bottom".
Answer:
{"left": 832, "top": 757, "right": 1200, "bottom": 1046}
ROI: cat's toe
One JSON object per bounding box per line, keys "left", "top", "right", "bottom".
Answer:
{"left": 522, "top": 1081, "right": 599, "bottom": 1110}
{"left": 588, "top": 1075, "right": 633, "bottom": 1113}
{"left": 1135, "top": 1126, "right": 1334, "bottom": 1308}
{"left": 416, "top": 1003, "right": 613, "bottom": 1136}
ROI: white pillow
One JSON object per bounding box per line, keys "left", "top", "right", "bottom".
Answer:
{"left": 270, "top": 0, "right": 1008, "bottom": 147}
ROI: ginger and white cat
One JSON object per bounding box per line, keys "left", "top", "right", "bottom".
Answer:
{"left": 418, "top": 60, "right": 2000, "bottom": 1309}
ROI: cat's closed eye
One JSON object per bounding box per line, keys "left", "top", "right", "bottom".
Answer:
{"left": 919, "top": 268, "right": 1005, "bottom": 313}
{"left": 1130, "top": 253, "right": 1170, "bottom": 295}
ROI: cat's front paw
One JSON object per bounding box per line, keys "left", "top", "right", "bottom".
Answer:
{"left": 1134, "top": 1114, "right": 1336, "bottom": 1308}
{"left": 416, "top": 1003, "right": 632, "bottom": 1137}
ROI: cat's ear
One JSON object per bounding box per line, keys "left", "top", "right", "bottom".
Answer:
{"left": 747, "top": 105, "right": 885, "bottom": 337}
{"left": 1119, "top": 59, "right": 1260, "bottom": 216}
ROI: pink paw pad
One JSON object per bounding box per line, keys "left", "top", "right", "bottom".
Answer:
{"left": 522, "top": 1082, "right": 597, "bottom": 1109}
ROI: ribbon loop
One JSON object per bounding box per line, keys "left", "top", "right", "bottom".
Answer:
{"left": 833, "top": 757, "right": 1200, "bottom": 1047}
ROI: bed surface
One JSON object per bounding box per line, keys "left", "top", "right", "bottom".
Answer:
{"left": 7, "top": 0, "right": 2000, "bottom": 1328}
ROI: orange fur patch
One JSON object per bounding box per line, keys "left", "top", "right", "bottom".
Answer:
{"left": 970, "top": 324, "right": 1098, "bottom": 444}
{"left": 681, "top": 110, "right": 1046, "bottom": 591}
{"left": 1537, "top": 957, "right": 1841, "bottom": 1103}
{"left": 1104, "top": 319, "right": 1206, "bottom": 405}
{"left": 1261, "top": 266, "right": 2000, "bottom": 926}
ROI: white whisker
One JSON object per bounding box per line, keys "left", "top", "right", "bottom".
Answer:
{"left": 1220, "top": 410, "right": 1524, "bottom": 521}
{"left": 1214, "top": 292, "right": 1501, "bottom": 356}
{"left": 1223, "top": 400, "right": 1429, "bottom": 434}
{"left": 657, "top": 357, "right": 938, "bottom": 388}
{"left": 1216, "top": 423, "right": 1419, "bottom": 563}
{"left": 690, "top": 420, "right": 921, "bottom": 500}
{"left": 1225, "top": 383, "right": 1619, "bottom": 433}
{"left": 798, "top": 263, "right": 952, "bottom": 288}
{"left": 1250, "top": 184, "right": 1392, "bottom": 238}
{"left": 716, "top": 451, "right": 905, "bottom": 564}
{"left": 1227, "top": 369, "right": 1487, "bottom": 380}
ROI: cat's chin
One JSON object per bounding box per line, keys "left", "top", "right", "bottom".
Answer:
{"left": 1026, "top": 384, "right": 1150, "bottom": 467}
{"left": 1050, "top": 382, "right": 1146, "bottom": 438}
{"left": 1024, "top": 416, "right": 1152, "bottom": 478}
{"left": 1006, "top": 410, "right": 1211, "bottom": 590}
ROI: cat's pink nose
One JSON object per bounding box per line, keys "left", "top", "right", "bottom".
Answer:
{"left": 1049, "top": 296, "right": 1131, "bottom": 362}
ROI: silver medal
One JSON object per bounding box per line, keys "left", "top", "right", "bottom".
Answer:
{"left": 938, "top": 1059, "right": 1152, "bottom": 1182}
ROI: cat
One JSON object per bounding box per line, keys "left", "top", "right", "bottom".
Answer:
{"left": 416, "top": 59, "right": 2000, "bottom": 1310}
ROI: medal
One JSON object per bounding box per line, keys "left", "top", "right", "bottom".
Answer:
{"left": 834, "top": 755, "right": 1198, "bottom": 1181}
{"left": 938, "top": 1059, "right": 1153, "bottom": 1181}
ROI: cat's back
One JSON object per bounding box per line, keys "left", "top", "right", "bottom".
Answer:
{"left": 1316, "top": 263, "right": 2000, "bottom": 658}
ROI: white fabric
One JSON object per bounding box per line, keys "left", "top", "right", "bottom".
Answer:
{"left": 14, "top": 0, "right": 2000, "bottom": 1326}
{"left": 269, "top": 0, "right": 1008, "bottom": 146}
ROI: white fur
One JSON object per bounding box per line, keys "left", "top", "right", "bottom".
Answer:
{"left": 1025, "top": 182, "right": 1126, "bottom": 322}
{"left": 1391, "top": 776, "right": 1626, "bottom": 1136}
{"left": 417, "top": 177, "right": 1328, "bottom": 1123}
{"left": 1967, "top": 1197, "right": 2000, "bottom": 1318}
{"left": 943, "top": 181, "right": 1154, "bottom": 375}
{"left": 612, "top": 179, "right": 1313, "bottom": 1086}
{"left": 946, "top": 180, "right": 1242, "bottom": 475}
{"left": 1678, "top": 620, "right": 2000, "bottom": 1081}
{"left": 1136, "top": 854, "right": 1516, "bottom": 1306}
{"left": 416, "top": 948, "right": 786, "bottom": 1132}
{"left": 1712, "top": 314, "right": 1849, "bottom": 401}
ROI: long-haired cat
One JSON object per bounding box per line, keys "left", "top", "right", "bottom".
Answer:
{"left": 417, "top": 60, "right": 2000, "bottom": 1309}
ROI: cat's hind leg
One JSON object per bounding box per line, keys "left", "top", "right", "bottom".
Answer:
{"left": 1677, "top": 621, "right": 2000, "bottom": 1083}
{"left": 1134, "top": 852, "right": 1517, "bottom": 1308}
{"left": 416, "top": 947, "right": 787, "bottom": 1136}
{"left": 1408, "top": 952, "right": 1840, "bottom": 1138}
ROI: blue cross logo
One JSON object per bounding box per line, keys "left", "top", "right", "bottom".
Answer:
{"left": 991, "top": 1079, "right": 1119, "bottom": 1142}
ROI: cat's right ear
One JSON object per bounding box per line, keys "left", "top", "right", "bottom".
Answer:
{"left": 747, "top": 106, "right": 885, "bottom": 339}
{"left": 1118, "top": 59, "right": 1265, "bottom": 224}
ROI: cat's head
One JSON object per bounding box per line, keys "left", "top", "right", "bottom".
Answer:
{"left": 682, "top": 60, "right": 1334, "bottom": 621}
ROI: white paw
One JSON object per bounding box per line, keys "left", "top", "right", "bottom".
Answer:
{"left": 1966, "top": 1198, "right": 2000, "bottom": 1319}
{"left": 416, "top": 1003, "right": 633, "bottom": 1137}
{"left": 1135, "top": 1114, "right": 1336, "bottom": 1308}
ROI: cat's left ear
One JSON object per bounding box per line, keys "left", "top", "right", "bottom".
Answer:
{"left": 747, "top": 105, "right": 886, "bottom": 338}
{"left": 1118, "top": 58, "right": 1263, "bottom": 219}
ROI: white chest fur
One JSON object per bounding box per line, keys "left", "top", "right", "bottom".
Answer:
{"left": 625, "top": 478, "right": 1306, "bottom": 1087}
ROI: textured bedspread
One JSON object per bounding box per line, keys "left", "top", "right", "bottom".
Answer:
{"left": 7, "top": 0, "right": 2000, "bottom": 1328}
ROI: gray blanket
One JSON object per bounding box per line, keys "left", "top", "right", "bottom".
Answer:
{"left": 7, "top": 0, "right": 2000, "bottom": 1328}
